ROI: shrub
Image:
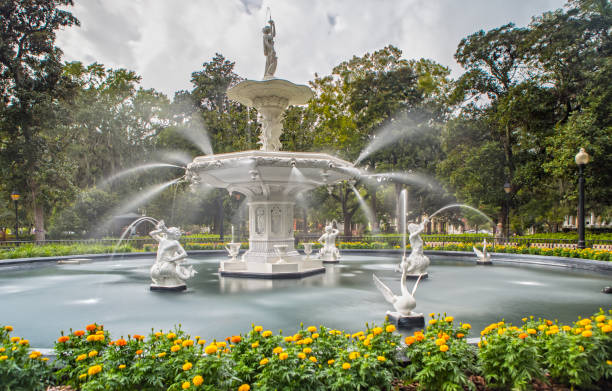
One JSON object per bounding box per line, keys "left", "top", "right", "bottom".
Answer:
{"left": 402, "top": 314, "right": 478, "bottom": 390}
{"left": 0, "top": 325, "right": 53, "bottom": 391}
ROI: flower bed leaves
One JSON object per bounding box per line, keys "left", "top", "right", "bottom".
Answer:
{"left": 1, "top": 310, "right": 611, "bottom": 390}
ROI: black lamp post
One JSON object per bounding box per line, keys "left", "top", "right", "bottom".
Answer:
{"left": 575, "top": 148, "right": 589, "bottom": 249}
{"left": 503, "top": 182, "right": 512, "bottom": 241}
{"left": 10, "top": 190, "right": 20, "bottom": 241}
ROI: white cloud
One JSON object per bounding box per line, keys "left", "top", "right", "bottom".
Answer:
{"left": 57, "top": 0, "right": 566, "bottom": 97}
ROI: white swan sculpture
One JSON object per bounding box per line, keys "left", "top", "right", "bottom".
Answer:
{"left": 473, "top": 238, "right": 491, "bottom": 264}
{"left": 373, "top": 268, "right": 423, "bottom": 316}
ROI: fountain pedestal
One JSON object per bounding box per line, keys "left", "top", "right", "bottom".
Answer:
{"left": 386, "top": 311, "right": 425, "bottom": 330}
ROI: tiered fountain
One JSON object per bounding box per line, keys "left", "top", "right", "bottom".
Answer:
{"left": 186, "top": 18, "right": 356, "bottom": 278}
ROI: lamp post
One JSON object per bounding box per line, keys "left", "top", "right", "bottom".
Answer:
{"left": 10, "top": 190, "right": 20, "bottom": 241}
{"left": 575, "top": 148, "right": 589, "bottom": 249}
{"left": 503, "top": 182, "right": 512, "bottom": 242}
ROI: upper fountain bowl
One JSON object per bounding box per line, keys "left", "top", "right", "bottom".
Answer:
{"left": 186, "top": 150, "right": 358, "bottom": 201}
{"left": 227, "top": 79, "right": 313, "bottom": 107}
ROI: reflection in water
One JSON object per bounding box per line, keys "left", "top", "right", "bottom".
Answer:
{"left": 0, "top": 254, "right": 610, "bottom": 349}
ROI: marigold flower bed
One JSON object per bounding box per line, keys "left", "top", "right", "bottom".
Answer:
{"left": 1, "top": 310, "right": 611, "bottom": 390}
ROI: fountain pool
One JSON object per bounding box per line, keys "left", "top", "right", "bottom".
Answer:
{"left": 1, "top": 253, "right": 610, "bottom": 348}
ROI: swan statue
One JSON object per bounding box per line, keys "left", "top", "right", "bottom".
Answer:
{"left": 473, "top": 238, "right": 492, "bottom": 264}
{"left": 373, "top": 267, "right": 423, "bottom": 316}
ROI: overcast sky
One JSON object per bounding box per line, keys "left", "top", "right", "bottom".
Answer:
{"left": 56, "top": 0, "right": 567, "bottom": 97}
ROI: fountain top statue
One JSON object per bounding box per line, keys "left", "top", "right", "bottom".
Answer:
{"left": 262, "top": 18, "right": 277, "bottom": 79}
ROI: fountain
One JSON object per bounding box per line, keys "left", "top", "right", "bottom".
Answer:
{"left": 149, "top": 220, "right": 197, "bottom": 291}
{"left": 317, "top": 222, "right": 341, "bottom": 263}
{"left": 186, "top": 17, "right": 356, "bottom": 278}
{"left": 397, "top": 190, "right": 430, "bottom": 279}
{"left": 474, "top": 238, "right": 492, "bottom": 265}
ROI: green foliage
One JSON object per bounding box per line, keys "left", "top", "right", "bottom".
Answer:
{"left": 0, "top": 326, "right": 53, "bottom": 391}
{"left": 402, "top": 314, "right": 478, "bottom": 391}
{"left": 0, "top": 243, "right": 135, "bottom": 259}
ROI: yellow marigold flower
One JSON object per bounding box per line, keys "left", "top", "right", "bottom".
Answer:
{"left": 183, "top": 362, "right": 193, "bottom": 371}
{"left": 298, "top": 352, "right": 306, "bottom": 359}
{"left": 171, "top": 345, "right": 181, "bottom": 353}
{"left": 578, "top": 345, "right": 584, "bottom": 352}
{"left": 429, "top": 312, "right": 435, "bottom": 318}
{"left": 183, "top": 340, "right": 194, "bottom": 347}
{"left": 578, "top": 318, "right": 591, "bottom": 326}
{"left": 0, "top": 356, "right": 7, "bottom": 361}
{"left": 342, "top": 362, "right": 351, "bottom": 370}
{"left": 363, "top": 338, "right": 371, "bottom": 346}
{"left": 182, "top": 381, "right": 190, "bottom": 389}
{"left": 193, "top": 375, "right": 204, "bottom": 386}
{"left": 238, "top": 385, "right": 250, "bottom": 391}
{"left": 79, "top": 373, "right": 87, "bottom": 379}
{"left": 386, "top": 325, "right": 396, "bottom": 333}
{"left": 309, "top": 356, "right": 317, "bottom": 363}
{"left": 527, "top": 328, "right": 537, "bottom": 335}
{"left": 601, "top": 325, "right": 612, "bottom": 333}
{"left": 279, "top": 352, "right": 288, "bottom": 360}
{"left": 95, "top": 330, "right": 104, "bottom": 335}
{"left": 157, "top": 352, "right": 167, "bottom": 358}
{"left": 328, "top": 359, "right": 335, "bottom": 365}
{"left": 301, "top": 347, "right": 312, "bottom": 354}
{"left": 118, "top": 364, "right": 126, "bottom": 369}
{"left": 154, "top": 332, "right": 163, "bottom": 338}
{"left": 462, "top": 323, "right": 471, "bottom": 330}
{"left": 372, "top": 327, "right": 383, "bottom": 335}
{"left": 440, "top": 344, "right": 449, "bottom": 352}
{"left": 204, "top": 345, "right": 217, "bottom": 355}
{"left": 0, "top": 348, "right": 3, "bottom": 353}
{"left": 584, "top": 324, "right": 593, "bottom": 330}
{"left": 349, "top": 351, "right": 360, "bottom": 360}
{"left": 10, "top": 337, "right": 19, "bottom": 343}
{"left": 574, "top": 328, "right": 583, "bottom": 334}
{"left": 76, "top": 354, "right": 87, "bottom": 361}
{"left": 29, "top": 351, "right": 42, "bottom": 359}
{"left": 262, "top": 330, "right": 272, "bottom": 338}
{"left": 562, "top": 326, "right": 571, "bottom": 332}
{"left": 435, "top": 338, "right": 446, "bottom": 346}
{"left": 312, "top": 333, "right": 319, "bottom": 339}
{"left": 302, "top": 337, "right": 313, "bottom": 345}
{"left": 521, "top": 317, "right": 527, "bottom": 322}
{"left": 537, "top": 325, "right": 547, "bottom": 331}
{"left": 4, "top": 326, "right": 13, "bottom": 332}
{"left": 87, "top": 365, "right": 102, "bottom": 376}
{"left": 582, "top": 330, "right": 593, "bottom": 337}
{"left": 595, "top": 315, "right": 606, "bottom": 322}
{"left": 88, "top": 350, "right": 98, "bottom": 358}
{"left": 284, "top": 336, "right": 293, "bottom": 343}
{"left": 273, "top": 346, "right": 283, "bottom": 354}
{"left": 429, "top": 319, "right": 437, "bottom": 325}
{"left": 251, "top": 341, "right": 259, "bottom": 348}
{"left": 307, "top": 326, "right": 317, "bottom": 333}
{"left": 167, "top": 332, "right": 177, "bottom": 340}
{"left": 254, "top": 326, "right": 263, "bottom": 333}
{"left": 377, "top": 355, "right": 386, "bottom": 361}
{"left": 607, "top": 360, "right": 612, "bottom": 366}
{"left": 260, "top": 358, "right": 269, "bottom": 365}
{"left": 41, "top": 358, "right": 49, "bottom": 362}
{"left": 444, "top": 316, "right": 454, "bottom": 322}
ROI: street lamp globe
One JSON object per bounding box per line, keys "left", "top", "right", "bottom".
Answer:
{"left": 575, "top": 148, "right": 589, "bottom": 165}
{"left": 10, "top": 190, "right": 20, "bottom": 201}
{"left": 503, "top": 182, "right": 512, "bottom": 194}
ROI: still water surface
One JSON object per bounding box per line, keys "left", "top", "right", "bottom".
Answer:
{"left": 0, "top": 253, "right": 610, "bottom": 348}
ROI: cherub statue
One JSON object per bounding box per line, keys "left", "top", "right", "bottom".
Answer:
{"left": 397, "top": 217, "right": 430, "bottom": 276}
{"left": 149, "top": 220, "right": 196, "bottom": 289}
{"left": 318, "top": 223, "right": 340, "bottom": 262}
{"left": 262, "top": 19, "right": 277, "bottom": 79}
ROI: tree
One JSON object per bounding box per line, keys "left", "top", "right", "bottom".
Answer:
{"left": 0, "top": 0, "right": 79, "bottom": 240}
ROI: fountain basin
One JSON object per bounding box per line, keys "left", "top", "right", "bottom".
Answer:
{"left": 1, "top": 252, "right": 610, "bottom": 349}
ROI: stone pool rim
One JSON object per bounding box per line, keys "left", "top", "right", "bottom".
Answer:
{"left": 1, "top": 249, "right": 610, "bottom": 274}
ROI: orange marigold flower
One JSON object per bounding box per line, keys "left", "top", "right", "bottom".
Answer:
{"left": 254, "top": 325, "right": 263, "bottom": 333}
{"left": 19, "top": 339, "right": 29, "bottom": 346}
{"left": 456, "top": 333, "right": 465, "bottom": 338}
{"left": 4, "top": 326, "right": 13, "bottom": 332}
{"left": 230, "top": 335, "right": 241, "bottom": 344}
{"left": 405, "top": 336, "right": 416, "bottom": 345}
{"left": 582, "top": 330, "right": 593, "bottom": 337}
{"left": 74, "top": 330, "right": 85, "bottom": 337}
{"left": 238, "top": 385, "right": 250, "bottom": 391}
{"left": 386, "top": 325, "right": 396, "bottom": 333}
{"left": 602, "top": 325, "right": 612, "bottom": 333}
{"left": 328, "top": 359, "right": 335, "bottom": 365}
{"left": 279, "top": 352, "right": 288, "bottom": 360}
{"left": 135, "top": 349, "right": 143, "bottom": 355}
{"left": 86, "top": 324, "right": 97, "bottom": 332}
{"left": 171, "top": 345, "right": 181, "bottom": 353}
{"left": 58, "top": 336, "right": 70, "bottom": 343}
{"left": 519, "top": 333, "right": 528, "bottom": 339}
{"left": 114, "top": 338, "right": 127, "bottom": 346}
{"left": 183, "top": 362, "right": 193, "bottom": 371}
{"left": 182, "top": 381, "right": 190, "bottom": 389}
{"left": 260, "top": 358, "right": 269, "bottom": 365}
{"left": 193, "top": 375, "right": 204, "bottom": 386}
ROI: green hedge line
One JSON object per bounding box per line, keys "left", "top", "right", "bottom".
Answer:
{"left": 0, "top": 244, "right": 137, "bottom": 260}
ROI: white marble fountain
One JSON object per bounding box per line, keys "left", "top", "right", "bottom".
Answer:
{"left": 185, "top": 18, "right": 356, "bottom": 278}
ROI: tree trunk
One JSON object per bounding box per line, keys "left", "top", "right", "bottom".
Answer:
{"left": 30, "top": 184, "right": 45, "bottom": 241}
{"left": 370, "top": 185, "right": 378, "bottom": 232}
